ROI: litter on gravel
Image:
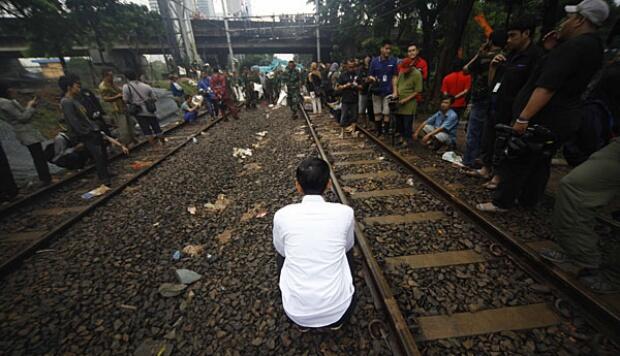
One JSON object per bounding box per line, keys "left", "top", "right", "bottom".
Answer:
{"left": 232, "top": 147, "right": 253, "bottom": 159}
{"left": 182, "top": 244, "right": 205, "bottom": 257}
{"left": 81, "top": 185, "right": 111, "bottom": 200}
{"left": 441, "top": 151, "right": 464, "bottom": 166}
{"left": 158, "top": 283, "right": 187, "bottom": 297}
{"left": 204, "top": 194, "right": 231, "bottom": 212}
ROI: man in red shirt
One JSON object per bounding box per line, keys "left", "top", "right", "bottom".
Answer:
{"left": 211, "top": 67, "right": 240, "bottom": 120}
{"left": 441, "top": 60, "right": 472, "bottom": 120}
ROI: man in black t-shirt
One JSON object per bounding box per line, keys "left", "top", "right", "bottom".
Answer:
{"left": 477, "top": 0, "right": 609, "bottom": 213}
{"left": 471, "top": 18, "right": 543, "bottom": 188}
{"left": 336, "top": 59, "right": 361, "bottom": 138}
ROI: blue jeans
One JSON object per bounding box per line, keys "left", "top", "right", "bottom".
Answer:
{"left": 463, "top": 99, "right": 490, "bottom": 167}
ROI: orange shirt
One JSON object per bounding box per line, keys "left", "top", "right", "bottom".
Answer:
{"left": 441, "top": 71, "right": 472, "bottom": 108}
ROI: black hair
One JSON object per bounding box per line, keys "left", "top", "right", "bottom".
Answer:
{"left": 381, "top": 39, "right": 392, "bottom": 47}
{"left": 507, "top": 17, "right": 535, "bottom": 37}
{"left": 450, "top": 59, "right": 465, "bottom": 73}
{"left": 441, "top": 94, "right": 455, "bottom": 104}
{"left": 125, "top": 71, "right": 138, "bottom": 81}
{"left": 58, "top": 73, "right": 80, "bottom": 94}
{"left": 0, "top": 81, "right": 10, "bottom": 98}
{"left": 295, "top": 157, "right": 330, "bottom": 195}
{"left": 185, "top": 94, "right": 192, "bottom": 100}
{"left": 490, "top": 30, "right": 508, "bottom": 48}
{"left": 101, "top": 69, "right": 113, "bottom": 78}
{"left": 407, "top": 43, "right": 420, "bottom": 50}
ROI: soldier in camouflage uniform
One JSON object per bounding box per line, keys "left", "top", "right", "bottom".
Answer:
{"left": 283, "top": 61, "right": 302, "bottom": 119}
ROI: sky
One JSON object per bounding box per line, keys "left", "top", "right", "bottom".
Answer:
{"left": 129, "top": 0, "right": 315, "bottom": 16}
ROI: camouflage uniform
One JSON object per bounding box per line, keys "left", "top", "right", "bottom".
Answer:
{"left": 283, "top": 67, "right": 302, "bottom": 118}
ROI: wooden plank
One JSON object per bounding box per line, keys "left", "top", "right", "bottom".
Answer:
{"left": 334, "top": 159, "right": 382, "bottom": 167}
{"left": 350, "top": 188, "right": 416, "bottom": 199}
{"left": 340, "top": 171, "right": 399, "bottom": 181}
{"left": 421, "top": 166, "right": 438, "bottom": 174}
{"left": 417, "top": 303, "right": 560, "bottom": 341}
{"left": 364, "top": 211, "right": 446, "bottom": 225}
{"left": 385, "top": 250, "right": 486, "bottom": 269}
{"left": 1, "top": 231, "right": 46, "bottom": 243}
{"left": 31, "top": 206, "right": 87, "bottom": 216}
{"left": 331, "top": 149, "right": 373, "bottom": 156}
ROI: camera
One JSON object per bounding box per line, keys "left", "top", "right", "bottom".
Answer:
{"left": 494, "top": 123, "right": 556, "bottom": 163}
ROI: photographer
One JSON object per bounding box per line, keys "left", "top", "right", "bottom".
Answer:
{"left": 477, "top": 0, "right": 609, "bottom": 213}
{"left": 335, "top": 59, "right": 360, "bottom": 138}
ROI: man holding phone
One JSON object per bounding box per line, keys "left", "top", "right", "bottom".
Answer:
{"left": 0, "top": 83, "right": 52, "bottom": 188}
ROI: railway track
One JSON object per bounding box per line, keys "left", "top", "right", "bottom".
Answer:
{"left": 0, "top": 113, "right": 223, "bottom": 277}
{"left": 301, "top": 108, "right": 619, "bottom": 355}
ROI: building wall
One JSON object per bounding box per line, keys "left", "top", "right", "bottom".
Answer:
{"left": 196, "top": 0, "right": 216, "bottom": 18}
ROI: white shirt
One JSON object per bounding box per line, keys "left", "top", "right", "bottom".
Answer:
{"left": 273, "top": 195, "right": 355, "bottom": 327}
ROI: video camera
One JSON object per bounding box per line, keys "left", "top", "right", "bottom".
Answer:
{"left": 494, "top": 123, "right": 556, "bottom": 163}
{"left": 386, "top": 95, "right": 400, "bottom": 112}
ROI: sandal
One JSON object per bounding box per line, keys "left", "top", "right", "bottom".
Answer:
{"left": 482, "top": 181, "right": 498, "bottom": 190}
{"left": 475, "top": 202, "right": 508, "bottom": 213}
{"left": 464, "top": 168, "right": 491, "bottom": 179}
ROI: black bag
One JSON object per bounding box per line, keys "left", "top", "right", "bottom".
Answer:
{"left": 127, "top": 83, "right": 157, "bottom": 114}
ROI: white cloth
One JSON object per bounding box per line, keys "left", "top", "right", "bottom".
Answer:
{"left": 273, "top": 195, "right": 355, "bottom": 327}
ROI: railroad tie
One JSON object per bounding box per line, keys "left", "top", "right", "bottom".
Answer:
{"left": 364, "top": 211, "right": 446, "bottom": 225}
{"left": 340, "top": 171, "right": 399, "bottom": 181}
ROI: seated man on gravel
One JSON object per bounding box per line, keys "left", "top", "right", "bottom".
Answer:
{"left": 273, "top": 157, "right": 356, "bottom": 331}
{"left": 413, "top": 95, "right": 458, "bottom": 150}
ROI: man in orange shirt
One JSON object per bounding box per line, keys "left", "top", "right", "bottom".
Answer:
{"left": 441, "top": 60, "right": 472, "bottom": 120}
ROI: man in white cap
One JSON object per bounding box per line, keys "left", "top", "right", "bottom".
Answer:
{"left": 477, "top": 0, "right": 609, "bottom": 213}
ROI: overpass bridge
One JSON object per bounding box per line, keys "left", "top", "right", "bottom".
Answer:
{"left": 0, "top": 16, "right": 333, "bottom": 60}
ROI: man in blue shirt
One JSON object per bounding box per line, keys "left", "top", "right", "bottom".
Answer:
{"left": 368, "top": 39, "right": 397, "bottom": 136}
{"left": 414, "top": 96, "right": 458, "bottom": 150}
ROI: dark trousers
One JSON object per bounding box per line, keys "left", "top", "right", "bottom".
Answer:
{"left": 396, "top": 114, "right": 414, "bottom": 143}
{"left": 135, "top": 115, "right": 162, "bottom": 137}
{"left": 493, "top": 152, "right": 552, "bottom": 209}
{"left": 463, "top": 99, "right": 490, "bottom": 167}
{"left": 277, "top": 250, "right": 356, "bottom": 327}
{"left": 221, "top": 97, "right": 240, "bottom": 119}
{"left": 340, "top": 102, "right": 358, "bottom": 127}
{"left": 27, "top": 142, "right": 51, "bottom": 183}
{"left": 82, "top": 133, "right": 110, "bottom": 184}
{"left": 0, "top": 141, "right": 18, "bottom": 200}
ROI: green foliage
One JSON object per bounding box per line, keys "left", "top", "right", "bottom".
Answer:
{"left": 0, "top": 0, "right": 163, "bottom": 61}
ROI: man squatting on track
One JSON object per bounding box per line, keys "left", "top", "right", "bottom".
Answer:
{"left": 273, "top": 158, "right": 356, "bottom": 332}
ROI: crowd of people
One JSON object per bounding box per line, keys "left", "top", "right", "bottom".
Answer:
{"left": 272, "top": 0, "right": 619, "bottom": 334}
{"left": 0, "top": 0, "right": 618, "bottom": 333}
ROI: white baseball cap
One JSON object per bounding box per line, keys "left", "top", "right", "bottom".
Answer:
{"left": 565, "top": 0, "right": 610, "bottom": 26}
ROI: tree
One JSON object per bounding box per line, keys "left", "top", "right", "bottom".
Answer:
{"left": 0, "top": 0, "right": 77, "bottom": 67}
{"left": 430, "top": 0, "right": 476, "bottom": 101}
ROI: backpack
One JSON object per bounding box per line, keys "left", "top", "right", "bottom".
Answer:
{"left": 563, "top": 99, "right": 616, "bottom": 166}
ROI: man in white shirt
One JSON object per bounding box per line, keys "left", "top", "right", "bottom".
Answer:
{"left": 273, "top": 158, "right": 356, "bottom": 331}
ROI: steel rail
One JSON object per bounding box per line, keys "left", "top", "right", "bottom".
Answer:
{"left": 300, "top": 107, "right": 421, "bottom": 356}
{"left": 0, "top": 113, "right": 209, "bottom": 220}
{"left": 0, "top": 116, "right": 224, "bottom": 278}
{"left": 354, "top": 124, "right": 620, "bottom": 343}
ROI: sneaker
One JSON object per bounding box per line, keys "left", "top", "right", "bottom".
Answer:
{"left": 579, "top": 273, "right": 620, "bottom": 294}
{"left": 540, "top": 249, "right": 572, "bottom": 264}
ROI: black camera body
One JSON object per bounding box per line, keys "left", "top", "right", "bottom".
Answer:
{"left": 494, "top": 123, "right": 556, "bottom": 162}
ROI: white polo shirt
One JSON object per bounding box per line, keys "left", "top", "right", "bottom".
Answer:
{"left": 273, "top": 195, "right": 355, "bottom": 327}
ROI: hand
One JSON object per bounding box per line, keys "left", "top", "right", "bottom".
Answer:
{"left": 490, "top": 54, "right": 506, "bottom": 67}
{"left": 368, "top": 76, "right": 376, "bottom": 82}
{"left": 422, "top": 134, "right": 432, "bottom": 144}
{"left": 542, "top": 30, "right": 559, "bottom": 50}
{"left": 412, "top": 132, "right": 419, "bottom": 141}
{"left": 513, "top": 120, "right": 528, "bottom": 135}
{"left": 27, "top": 96, "right": 38, "bottom": 108}
{"left": 399, "top": 98, "right": 408, "bottom": 105}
